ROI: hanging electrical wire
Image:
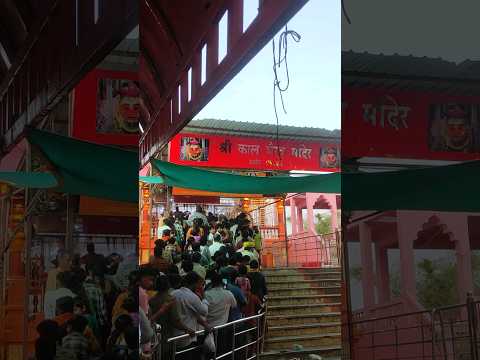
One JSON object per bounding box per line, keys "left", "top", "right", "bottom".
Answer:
{"left": 272, "top": 24, "right": 301, "bottom": 161}
{"left": 342, "top": 0, "right": 352, "bottom": 24}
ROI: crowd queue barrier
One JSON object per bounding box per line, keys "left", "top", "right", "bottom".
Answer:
{"left": 346, "top": 293, "right": 480, "bottom": 360}
{"left": 152, "top": 301, "right": 268, "bottom": 360}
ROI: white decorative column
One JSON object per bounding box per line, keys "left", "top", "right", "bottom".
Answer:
{"left": 290, "top": 198, "right": 297, "bottom": 236}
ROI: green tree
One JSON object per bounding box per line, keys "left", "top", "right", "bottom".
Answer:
{"left": 416, "top": 258, "right": 457, "bottom": 309}
{"left": 315, "top": 213, "right": 332, "bottom": 234}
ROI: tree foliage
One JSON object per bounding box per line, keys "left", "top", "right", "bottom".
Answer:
{"left": 315, "top": 213, "right": 332, "bottom": 234}
{"left": 416, "top": 258, "right": 457, "bottom": 309}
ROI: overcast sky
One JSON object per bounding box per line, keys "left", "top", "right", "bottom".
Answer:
{"left": 195, "top": 0, "right": 341, "bottom": 130}
{"left": 342, "top": 0, "right": 480, "bottom": 63}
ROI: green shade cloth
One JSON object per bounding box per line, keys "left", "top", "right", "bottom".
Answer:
{"left": 139, "top": 176, "right": 164, "bottom": 184}
{"left": 0, "top": 172, "right": 58, "bottom": 188}
{"left": 27, "top": 130, "right": 138, "bottom": 203}
{"left": 152, "top": 159, "right": 340, "bottom": 194}
{"left": 343, "top": 160, "right": 480, "bottom": 212}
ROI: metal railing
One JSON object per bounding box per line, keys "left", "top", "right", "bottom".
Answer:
{"left": 346, "top": 294, "right": 480, "bottom": 360}
{"left": 153, "top": 310, "right": 267, "bottom": 360}
{"left": 287, "top": 231, "right": 341, "bottom": 268}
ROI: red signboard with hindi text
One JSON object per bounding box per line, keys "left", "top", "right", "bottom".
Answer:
{"left": 169, "top": 133, "right": 340, "bottom": 172}
{"left": 342, "top": 87, "right": 480, "bottom": 160}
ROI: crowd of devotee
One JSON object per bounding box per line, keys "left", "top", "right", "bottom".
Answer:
{"left": 35, "top": 243, "right": 138, "bottom": 360}
{"left": 140, "top": 205, "right": 268, "bottom": 359}
{"left": 34, "top": 206, "right": 268, "bottom": 360}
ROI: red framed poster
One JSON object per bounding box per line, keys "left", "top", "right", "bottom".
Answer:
{"left": 169, "top": 133, "right": 340, "bottom": 172}
{"left": 73, "top": 69, "right": 141, "bottom": 146}
{"left": 342, "top": 87, "right": 480, "bottom": 160}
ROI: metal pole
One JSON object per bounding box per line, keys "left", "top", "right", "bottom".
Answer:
{"left": 22, "top": 142, "right": 32, "bottom": 360}
{"left": 467, "top": 293, "right": 478, "bottom": 360}
{"left": 342, "top": 211, "right": 354, "bottom": 360}
{"left": 213, "top": 328, "right": 218, "bottom": 359}
{"left": 255, "top": 316, "right": 260, "bottom": 359}
{"left": 232, "top": 323, "right": 236, "bottom": 359}
{"left": 171, "top": 342, "right": 176, "bottom": 360}
{"left": 438, "top": 311, "right": 448, "bottom": 360}
{"left": 65, "top": 194, "right": 75, "bottom": 256}
{"left": 432, "top": 309, "right": 437, "bottom": 360}
{"left": 165, "top": 186, "right": 172, "bottom": 216}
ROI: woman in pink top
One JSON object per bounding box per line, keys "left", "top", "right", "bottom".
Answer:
{"left": 235, "top": 265, "right": 251, "bottom": 296}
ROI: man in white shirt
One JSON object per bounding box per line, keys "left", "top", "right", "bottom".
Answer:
{"left": 46, "top": 251, "right": 72, "bottom": 292}
{"left": 187, "top": 205, "right": 209, "bottom": 227}
{"left": 43, "top": 271, "right": 76, "bottom": 319}
{"left": 208, "top": 233, "right": 226, "bottom": 259}
{"left": 205, "top": 272, "right": 237, "bottom": 327}
{"left": 205, "top": 271, "right": 237, "bottom": 356}
{"left": 171, "top": 271, "right": 210, "bottom": 356}
{"left": 157, "top": 218, "right": 174, "bottom": 241}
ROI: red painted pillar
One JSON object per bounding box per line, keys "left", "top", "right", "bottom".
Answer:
{"left": 375, "top": 245, "right": 390, "bottom": 303}
{"left": 359, "top": 223, "right": 375, "bottom": 309}
{"left": 439, "top": 213, "right": 472, "bottom": 303}
{"left": 3, "top": 194, "right": 28, "bottom": 360}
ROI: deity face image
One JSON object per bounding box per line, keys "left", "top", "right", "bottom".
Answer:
{"left": 444, "top": 106, "right": 472, "bottom": 151}
{"left": 325, "top": 148, "right": 338, "bottom": 166}
{"left": 180, "top": 137, "right": 209, "bottom": 162}
{"left": 185, "top": 139, "right": 203, "bottom": 161}
{"left": 114, "top": 82, "right": 141, "bottom": 133}
{"left": 321, "top": 146, "right": 339, "bottom": 168}
{"left": 447, "top": 120, "right": 468, "bottom": 145}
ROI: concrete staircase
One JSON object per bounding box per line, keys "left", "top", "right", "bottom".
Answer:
{"left": 261, "top": 267, "right": 343, "bottom": 360}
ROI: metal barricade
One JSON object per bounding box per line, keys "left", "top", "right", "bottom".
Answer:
{"left": 155, "top": 312, "right": 266, "bottom": 360}
{"left": 287, "top": 231, "right": 342, "bottom": 268}
{"left": 347, "top": 295, "right": 480, "bottom": 360}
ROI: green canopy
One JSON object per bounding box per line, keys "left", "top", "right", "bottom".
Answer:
{"left": 343, "top": 160, "right": 480, "bottom": 212}
{"left": 0, "top": 172, "right": 58, "bottom": 189}
{"left": 152, "top": 159, "right": 340, "bottom": 194}
{"left": 139, "top": 176, "right": 164, "bottom": 184}
{"left": 27, "top": 130, "right": 138, "bottom": 203}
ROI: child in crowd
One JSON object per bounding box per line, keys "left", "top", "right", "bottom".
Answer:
{"left": 235, "top": 265, "right": 251, "bottom": 297}
{"left": 62, "top": 316, "right": 90, "bottom": 360}
{"left": 73, "top": 297, "right": 101, "bottom": 355}
{"left": 35, "top": 320, "right": 59, "bottom": 360}
{"left": 163, "top": 232, "right": 178, "bottom": 263}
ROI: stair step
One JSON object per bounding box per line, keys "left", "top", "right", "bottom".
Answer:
{"left": 261, "top": 267, "right": 344, "bottom": 357}
{"left": 264, "top": 270, "right": 342, "bottom": 274}
{"left": 268, "top": 322, "right": 341, "bottom": 337}
{"left": 267, "top": 312, "right": 340, "bottom": 327}
{"left": 265, "top": 271, "right": 342, "bottom": 278}
{"left": 266, "top": 275, "right": 342, "bottom": 282}
{"left": 265, "top": 332, "right": 341, "bottom": 351}
{"left": 267, "top": 279, "right": 341, "bottom": 289}
{"left": 268, "top": 294, "right": 341, "bottom": 306}
{"left": 260, "top": 346, "right": 342, "bottom": 360}
{"left": 268, "top": 286, "right": 341, "bottom": 296}
{"left": 268, "top": 303, "right": 341, "bottom": 316}
{"left": 262, "top": 267, "right": 341, "bottom": 272}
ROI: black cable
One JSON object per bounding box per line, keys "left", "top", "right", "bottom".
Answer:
{"left": 272, "top": 24, "right": 301, "bottom": 162}
{"left": 342, "top": 0, "right": 352, "bottom": 24}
